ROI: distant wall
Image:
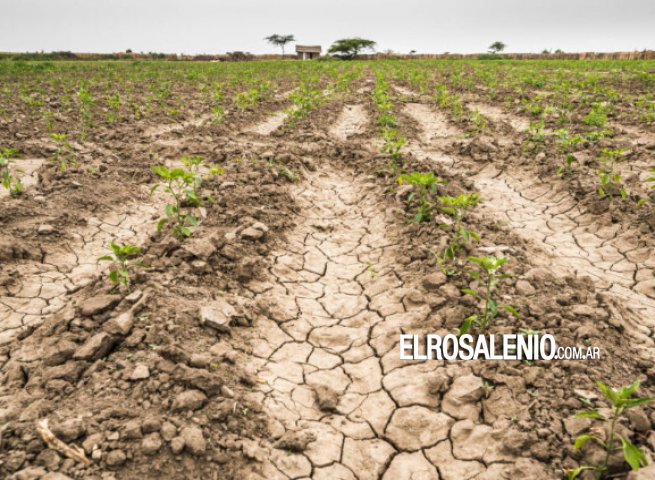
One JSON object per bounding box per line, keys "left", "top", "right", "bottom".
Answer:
{"left": 362, "top": 51, "right": 655, "bottom": 60}
{"left": 0, "top": 50, "right": 653, "bottom": 62}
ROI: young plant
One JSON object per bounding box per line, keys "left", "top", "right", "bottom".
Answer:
{"left": 567, "top": 380, "right": 655, "bottom": 479}
{"left": 50, "top": 133, "right": 77, "bottom": 171}
{"left": 150, "top": 164, "right": 203, "bottom": 237}
{"left": 460, "top": 256, "right": 519, "bottom": 334}
{"left": 0, "top": 148, "right": 24, "bottom": 196}
{"left": 436, "top": 193, "right": 481, "bottom": 274}
{"left": 583, "top": 103, "right": 609, "bottom": 128}
{"left": 77, "top": 86, "right": 95, "bottom": 139}
{"left": 554, "top": 129, "right": 583, "bottom": 177}
{"left": 98, "top": 242, "right": 144, "bottom": 291}
{"left": 597, "top": 149, "right": 627, "bottom": 200}
{"left": 397, "top": 171, "right": 446, "bottom": 222}
{"left": 525, "top": 120, "right": 546, "bottom": 154}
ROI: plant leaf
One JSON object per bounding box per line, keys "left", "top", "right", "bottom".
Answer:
{"left": 621, "top": 436, "right": 648, "bottom": 470}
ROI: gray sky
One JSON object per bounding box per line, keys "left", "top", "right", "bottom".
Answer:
{"left": 1, "top": 0, "right": 653, "bottom": 55}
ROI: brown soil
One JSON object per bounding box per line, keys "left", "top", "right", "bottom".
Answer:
{"left": 2, "top": 73, "right": 655, "bottom": 480}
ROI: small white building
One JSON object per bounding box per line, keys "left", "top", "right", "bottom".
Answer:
{"left": 295, "top": 45, "right": 321, "bottom": 60}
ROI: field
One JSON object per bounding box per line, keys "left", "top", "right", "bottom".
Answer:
{"left": 1, "top": 58, "right": 655, "bottom": 479}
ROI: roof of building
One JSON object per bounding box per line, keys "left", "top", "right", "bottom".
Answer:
{"left": 295, "top": 45, "right": 322, "bottom": 53}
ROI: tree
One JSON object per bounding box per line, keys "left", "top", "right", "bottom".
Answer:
{"left": 488, "top": 41, "right": 506, "bottom": 54}
{"left": 265, "top": 34, "right": 295, "bottom": 56}
{"left": 328, "top": 38, "right": 376, "bottom": 59}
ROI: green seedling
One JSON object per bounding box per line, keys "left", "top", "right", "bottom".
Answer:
{"left": 382, "top": 128, "right": 406, "bottom": 168}
{"left": 567, "top": 380, "right": 655, "bottom": 479}
{"left": 98, "top": 242, "right": 144, "bottom": 291}
{"left": 106, "top": 92, "right": 121, "bottom": 123}
{"left": 436, "top": 193, "right": 481, "bottom": 273}
{"left": 50, "top": 133, "right": 77, "bottom": 171}
{"left": 397, "top": 171, "right": 446, "bottom": 222}
{"left": 583, "top": 103, "right": 609, "bottom": 127}
{"left": 460, "top": 256, "right": 519, "bottom": 334}
{"left": 77, "top": 86, "right": 95, "bottom": 139}
{"left": 150, "top": 164, "right": 204, "bottom": 237}
{"left": 597, "top": 149, "right": 627, "bottom": 200}
{"left": 525, "top": 120, "right": 546, "bottom": 153}
{"left": 0, "top": 148, "right": 23, "bottom": 196}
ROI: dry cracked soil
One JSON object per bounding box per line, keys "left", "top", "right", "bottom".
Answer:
{"left": 2, "top": 74, "right": 655, "bottom": 480}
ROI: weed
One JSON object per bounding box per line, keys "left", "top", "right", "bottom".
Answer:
{"left": 583, "top": 103, "right": 609, "bottom": 127}
{"left": 460, "top": 256, "right": 519, "bottom": 334}
{"left": 397, "top": 171, "right": 446, "bottom": 222}
{"left": 77, "top": 86, "right": 95, "bottom": 139}
{"left": 597, "top": 149, "right": 627, "bottom": 200}
{"left": 436, "top": 193, "right": 481, "bottom": 273}
{"left": 150, "top": 163, "right": 205, "bottom": 237}
{"left": 50, "top": 133, "right": 77, "bottom": 171}
{"left": 567, "top": 380, "right": 655, "bottom": 479}
{"left": 0, "top": 148, "right": 23, "bottom": 196}
{"left": 98, "top": 242, "right": 144, "bottom": 291}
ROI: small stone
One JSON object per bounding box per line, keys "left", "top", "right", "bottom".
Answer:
{"left": 161, "top": 422, "right": 177, "bottom": 442}
{"left": 130, "top": 364, "right": 150, "bottom": 381}
{"left": 221, "top": 385, "right": 235, "bottom": 398}
{"left": 170, "top": 436, "right": 185, "bottom": 454}
{"left": 73, "top": 332, "right": 115, "bottom": 361}
{"left": 173, "top": 390, "right": 207, "bottom": 411}
{"left": 313, "top": 385, "right": 338, "bottom": 412}
{"left": 141, "top": 433, "right": 162, "bottom": 455}
{"left": 82, "top": 433, "right": 103, "bottom": 453}
{"left": 241, "top": 224, "right": 267, "bottom": 241}
{"left": 123, "top": 420, "right": 142, "bottom": 440}
{"left": 627, "top": 463, "right": 655, "bottom": 480}
{"left": 125, "top": 289, "right": 143, "bottom": 303}
{"left": 36, "top": 449, "right": 60, "bottom": 470}
{"left": 183, "top": 237, "right": 217, "bottom": 260}
{"left": 274, "top": 430, "right": 316, "bottom": 452}
{"left": 571, "top": 305, "right": 596, "bottom": 317}
{"left": 91, "top": 449, "right": 103, "bottom": 461}
{"left": 627, "top": 409, "right": 651, "bottom": 432}
{"left": 200, "top": 301, "right": 236, "bottom": 333}
{"left": 104, "top": 311, "right": 134, "bottom": 336}
{"left": 181, "top": 426, "right": 206, "bottom": 455}
{"left": 515, "top": 280, "right": 536, "bottom": 296}
{"left": 38, "top": 224, "right": 55, "bottom": 235}
{"left": 105, "top": 449, "right": 126, "bottom": 467}
{"left": 189, "top": 353, "right": 211, "bottom": 368}
{"left": 43, "top": 340, "right": 77, "bottom": 367}
{"left": 51, "top": 418, "right": 85, "bottom": 442}
{"left": 422, "top": 272, "right": 447, "bottom": 291}
{"left": 9, "top": 467, "right": 47, "bottom": 480}
{"left": 79, "top": 295, "right": 121, "bottom": 316}
{"left": 42, "top": 473, "right": 74, "bottom": 480}
{"left": 142, "top": 416, "right": 161, "bottom": 433}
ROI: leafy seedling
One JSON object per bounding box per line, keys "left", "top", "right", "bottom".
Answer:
{"left": 0, "top": 148, "right": 24, "bottom": 196}
{"left": 597, "top": 149, "right": 628, "bottom": 200}
{"left": 460, "top": 256, "right": 519, "bottom": 334}
{"left": 567, "top": 380, "right": 655, "bottom": 479}
{"left": 397, "top": 172, "right": 446, "bottom": 222}
{"left": 436, "top": 193, "right": 481, "bottom": 272}
{"left": 98, "top": 242, "right": 144, "bottom": 291}
{"left": 50, "top": 133, "right": 77, "bottom": 171}
{"left": 150, "top": 164, "right": 203, "bottom": 237}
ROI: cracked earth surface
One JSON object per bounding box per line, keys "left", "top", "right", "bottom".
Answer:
{"left": 0, "top": 192, "right": 159, "bottom": 345}
{"left": 402, "top": 101, "right": 655, "bottom": 337}
{"left": 244, "top": 157, "right": 549, "bottom": 479}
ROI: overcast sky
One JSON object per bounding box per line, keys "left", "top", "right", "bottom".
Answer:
{"left": 1, "top": 0, "right": 653, "bottom": 55}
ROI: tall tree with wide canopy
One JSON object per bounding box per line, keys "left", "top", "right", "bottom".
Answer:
{"left": 265, "top": 34, "right": 295, "bottom": 55}
{"left": 328, "top": 38, "right": 376, "bottom": 59}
